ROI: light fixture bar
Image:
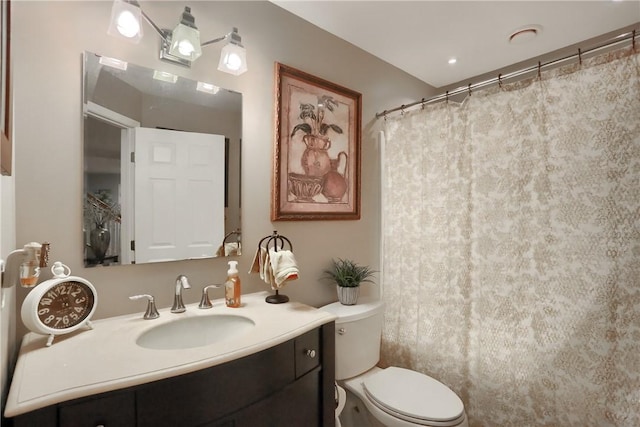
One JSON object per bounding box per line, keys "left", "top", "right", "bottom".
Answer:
{"left": 108, "top": 1, "right": 248, "bottom": 75}
{"left": 139, "top": 6, "right": 168, "bottom": 42}
{"left": 201, "top": 35, "right": 228, "bottom": 47}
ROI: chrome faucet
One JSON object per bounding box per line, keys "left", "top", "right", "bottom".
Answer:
{"left": 171, "top": 274, "right": 191, "bottom": 313}
{"left": 199, "top": 284, "right": 222, "bottom": 309}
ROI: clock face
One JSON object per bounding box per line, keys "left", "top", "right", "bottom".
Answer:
{"left": 36, "top": 281, "right": 95, "bottom": 330}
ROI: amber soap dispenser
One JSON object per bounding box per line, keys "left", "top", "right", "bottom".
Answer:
{"left": 225, "top": 261, "right": 241, "bottom": 308}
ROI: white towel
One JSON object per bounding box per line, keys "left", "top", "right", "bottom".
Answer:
{"left": 264, "top": 250, "right": 276, "bottom": 287}
{"left": 268, "top": 249, "right": 299, "bottom": 288}
{"left": 249, "top": 245, "right": 275, "bottom": 286}
{"left": 224, "top": 242, "right": 240, "bottom": 256}
{"left": 249, "top": 246, "right": 262, "bottom": 274}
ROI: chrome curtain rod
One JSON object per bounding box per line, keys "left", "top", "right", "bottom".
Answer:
{"left": 376, "top": 30, "right": 638, "bottom": 119}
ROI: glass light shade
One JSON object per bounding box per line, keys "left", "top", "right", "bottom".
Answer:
{"left": 107, "top": 0, "right": 143, "bottom": 43}
{"left": 196, "top": 82, "right": 220, "bottom": 94}
{"left": 169, "top": 23, "right": 202, "bottom": 61}
{"left": 98, "top": 56, "right": 128, "bottom": 71}
{"left": 152, "top": 70, "right": 178, "bottom": 84}
{"left": 217, "top": 43, "right": 248, "bottom": 76}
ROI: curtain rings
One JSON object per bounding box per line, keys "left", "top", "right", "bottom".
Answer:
{"left": 445, "top": 91, "right": 449, "bottom": 104}
{"left": 633, "top": 30, "right": 636, "bottom": 51}
{"left": 421, "top": 98, "right": 426, "bottom": 110}
{"left": 498, "top": 73, "right": 503, "bottom": 89}
{"left": 468, "top": 83, "right": 472, "bottom": 97}
{"left": 400, "top": 105, "right": 406, "bottom": 116}
{"left": 578, "top": 48, "right": 583, "bottom": 66}
{"left": 537, "top": 61, "right": 542, "bottom": 79}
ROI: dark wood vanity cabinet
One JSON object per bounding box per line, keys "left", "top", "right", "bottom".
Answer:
{"left": 10, "top": 323, "right": 335, "bottom": 427}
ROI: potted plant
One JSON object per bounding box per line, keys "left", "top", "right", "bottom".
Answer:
{"left": 322, "top": 258, "right": 376, "bottom": 305}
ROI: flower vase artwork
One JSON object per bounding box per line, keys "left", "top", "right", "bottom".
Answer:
{"left": 288, "top": 95, "right": 349, "bottom": 203}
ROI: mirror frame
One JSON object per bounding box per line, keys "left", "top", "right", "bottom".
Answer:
{"left": 82, "top": 51, "right": 242, "bottom": 267}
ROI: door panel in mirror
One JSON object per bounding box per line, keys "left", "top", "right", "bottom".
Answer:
{"left": 83, "top": 51, "right": 241, "bottom": 267}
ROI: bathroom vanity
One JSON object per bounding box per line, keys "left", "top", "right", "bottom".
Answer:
{"left": 5, "top": 292, "right": 336, "bottom": 427}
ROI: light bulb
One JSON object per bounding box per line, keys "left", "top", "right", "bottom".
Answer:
{"left": 223, "top": 53, "right": 242, "bottom": 71}
{"left": 116, "top": 10, "right": 140, "bottom": 38}
{"left": 177, "top": 40, "right": 195, "bottom": 56}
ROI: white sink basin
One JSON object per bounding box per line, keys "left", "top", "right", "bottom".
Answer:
{"left": 136, "top": 314, "right": 255, "bottom": 350}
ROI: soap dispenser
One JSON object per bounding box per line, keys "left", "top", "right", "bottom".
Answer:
{"left": 225, "top": 261, "right": 241, "bottom": 308}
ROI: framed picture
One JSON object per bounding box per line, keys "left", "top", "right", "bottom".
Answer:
{"left": 272, "top": 63, "right": 361, "bottom": 220}
{"left": 1, "top": 0, "right": 11, "bottom": 176}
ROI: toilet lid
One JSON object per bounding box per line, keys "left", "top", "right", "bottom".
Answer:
{"left": 362, "top": 367, "right": 464, "bottom": 424}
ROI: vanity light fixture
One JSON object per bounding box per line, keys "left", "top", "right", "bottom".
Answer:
{"left": 167, "top": 6, "right": 202, "bottom": 61}
{"left": 107, "top": 0, "right": 143, "bottom": 43}
{"left": 217, "top": 28, "right": 248, "bottom": 76}
{"left": 107, "top": 0, "right": 248, "bottom": 75}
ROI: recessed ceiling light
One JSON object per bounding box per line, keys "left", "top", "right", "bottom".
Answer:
{"left": 448, "top": 58, "right": 457, "bottom": 65}
{"left": 509, "top": 25, "right": 543, "bottom": 44}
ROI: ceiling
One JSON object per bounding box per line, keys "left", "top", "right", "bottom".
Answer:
{"left": 271, "top": 1, "right": 640, "bottom": 89}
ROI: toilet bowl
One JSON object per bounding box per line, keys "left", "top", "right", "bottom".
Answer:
{"left": 322, "top": 298, "right": 468, "bottom": 427}
{"left": 342, "top": 366, "right": 467, "bottom": 427}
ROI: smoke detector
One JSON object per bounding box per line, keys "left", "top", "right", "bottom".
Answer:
{"left": 509, "top": 25, "right": 543, "bottom": 44}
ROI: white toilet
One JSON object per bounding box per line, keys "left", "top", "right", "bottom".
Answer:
{"left": 322, "top": 298, "right": 468, "bottom": 427}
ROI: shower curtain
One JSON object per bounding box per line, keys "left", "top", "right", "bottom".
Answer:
{"left": 381, "top": 46, "right": 639, "bottom": 427}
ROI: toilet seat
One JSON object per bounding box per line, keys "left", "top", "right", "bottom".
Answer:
{"left": 362, "top": 367, "right": 465, "bottom": 427}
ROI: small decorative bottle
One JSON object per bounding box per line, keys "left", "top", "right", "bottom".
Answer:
{"left": 225, "top": 261, "right": 241, "bottom": 308}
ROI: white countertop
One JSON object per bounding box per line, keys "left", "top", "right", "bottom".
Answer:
{"left": 4, "top": 291, "right": 336, "bottom": 417}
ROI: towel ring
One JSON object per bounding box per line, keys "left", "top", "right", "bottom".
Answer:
{"left": 222, "top": 229, "right": 241, "bottom": 245}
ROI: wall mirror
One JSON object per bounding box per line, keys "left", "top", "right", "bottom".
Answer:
{"left": 82, "top": 51, "right": 241, "bottom": 267}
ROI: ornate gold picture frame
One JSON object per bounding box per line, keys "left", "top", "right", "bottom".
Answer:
{"left": 272, "top": 63, "right": 361, "bottom": 221}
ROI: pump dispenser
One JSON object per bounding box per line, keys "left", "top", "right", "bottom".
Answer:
{"left": 225, "top": 261, "right": 241, "bottom": 308}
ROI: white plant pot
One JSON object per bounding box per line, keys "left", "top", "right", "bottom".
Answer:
{"left": 337, "top": 286, "right": 359, "bottom": 305}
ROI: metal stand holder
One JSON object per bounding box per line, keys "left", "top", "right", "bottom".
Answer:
{"left": 266, "top": 290, "right": 289, "bottom": 304}
{"left": 258, "top": 231, "right": 293, "bottom": 304}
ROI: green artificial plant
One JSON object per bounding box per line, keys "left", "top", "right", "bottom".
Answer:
{"left": 322, "top": 258, "right": 376, "bottom": 288}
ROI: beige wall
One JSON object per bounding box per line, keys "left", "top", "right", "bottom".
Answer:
{"left": 9, "top": 0, "right": 432, "bottom": 346}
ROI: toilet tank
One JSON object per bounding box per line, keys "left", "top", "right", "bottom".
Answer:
{"left": 321, "top": 297, "right": 384, "bottom": 380}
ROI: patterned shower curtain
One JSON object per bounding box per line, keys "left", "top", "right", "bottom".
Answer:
{"left": 381, "top": 46, "right": 639, "bottom": 427}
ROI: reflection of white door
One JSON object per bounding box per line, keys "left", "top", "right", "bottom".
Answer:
{"left": 134, "top": 128, "right": 225, "bottom": 263}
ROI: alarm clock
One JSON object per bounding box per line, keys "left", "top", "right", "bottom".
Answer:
{"left": 21, "top": 262, "right": 98, "bottom": 347}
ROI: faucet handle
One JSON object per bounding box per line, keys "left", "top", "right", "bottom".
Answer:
{"left": 199, "top": 284, "right": 222, "bottom": 309}
{"left": 129, "top": 294, "right": 160, "bottom": 319}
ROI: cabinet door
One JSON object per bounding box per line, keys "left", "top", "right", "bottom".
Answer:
{"left": 11, "top": 405, "right": 56, "bottom": 427}
{"left": 233, "top": 368, "right": 321, "bottom": 427}
{"left": 59, "top": 391, "right": 135, "bottom": 427}
{"left": 137, "top": 340, "right": 295, "bottom": 427}
{"left": 295, "top": 328, "right": 320, "bottom": 378}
